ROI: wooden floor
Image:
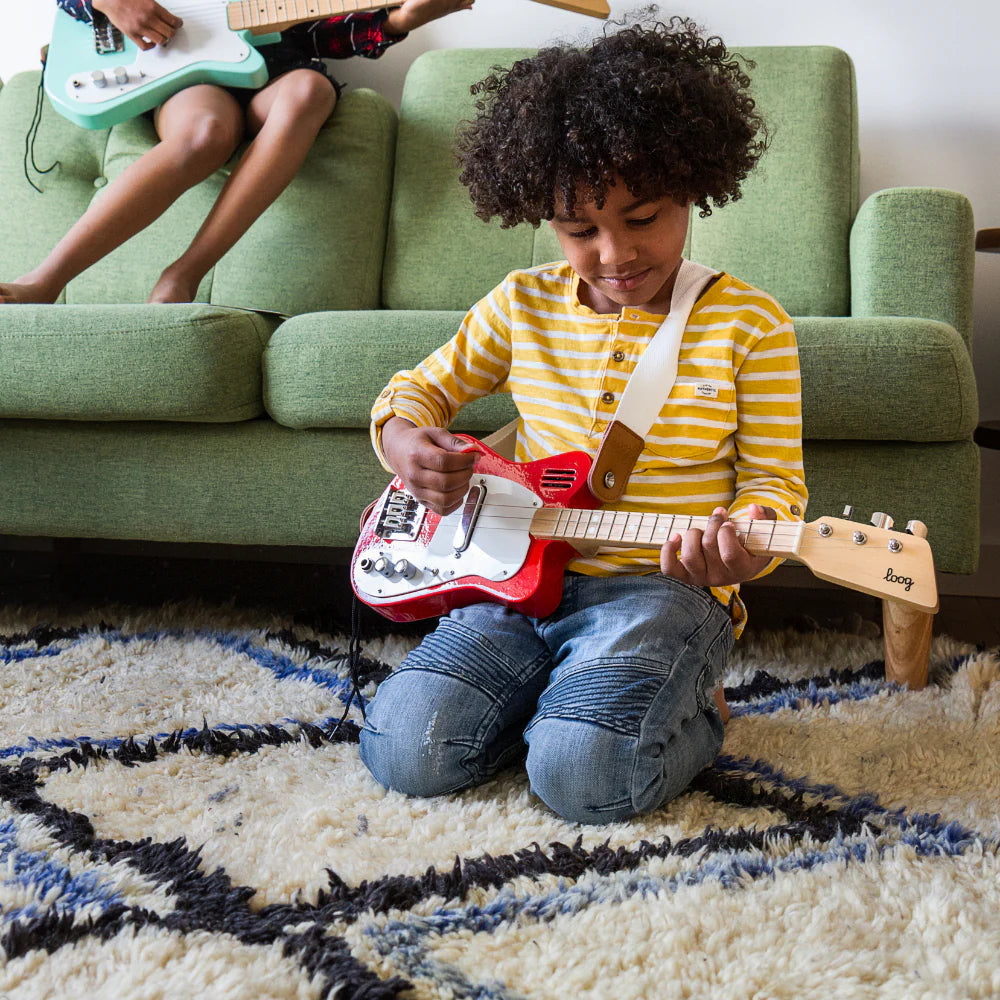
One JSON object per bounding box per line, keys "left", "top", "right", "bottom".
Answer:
{"left": 2, "top": 542, "right": 999, "bottom": 649}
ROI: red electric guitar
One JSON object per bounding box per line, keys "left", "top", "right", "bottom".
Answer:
{"left": 351, "top": 437, "right": 939, "bottom": 623}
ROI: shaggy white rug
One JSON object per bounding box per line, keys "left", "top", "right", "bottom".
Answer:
{"left": 1, "top": 601, "right": 998, "bottom": 999}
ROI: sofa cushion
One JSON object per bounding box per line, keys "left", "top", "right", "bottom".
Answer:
{"left": 795, "top": 317, "right": 977, "bottom": 440}
{"left": 383, "top": 46, "right": 857, "bottom": 317}
{"left": 264, "top": 312, "right": 976, "bottom": 442}
{"left": 1, "top": 75, "right": 396, "bottom": 315}
{"left": 0, "top": 73, "right": 109, "bottom": 306}
{"left": 0, "top": 304, "right": 277, "bottom": 422}
{"left": 264, "top": 310, "right": 516, "bottom": 433}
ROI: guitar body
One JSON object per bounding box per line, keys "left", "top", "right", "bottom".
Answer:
{"left": 44, "top": 4, "right": 277, "bottom": 130}
{"left": 352, "top": 441, "right": 599, "bottom": 622}
{"left": 353, "top": 436, "right": 940, "bottom": 623}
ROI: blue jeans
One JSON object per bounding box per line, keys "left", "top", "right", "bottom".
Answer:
{"left": 358, "top": 573, "right": 734, "bottom": 824}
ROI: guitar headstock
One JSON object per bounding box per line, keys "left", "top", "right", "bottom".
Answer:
{"left": 794, "top": 510, "right": 938, "bottom": 613}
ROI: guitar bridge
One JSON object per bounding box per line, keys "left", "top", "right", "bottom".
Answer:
{"left": 375, "top": 490, "right": 424, "bottom": 541}
{"left": 92, "top": 11, "right": 125, "bottom": 55}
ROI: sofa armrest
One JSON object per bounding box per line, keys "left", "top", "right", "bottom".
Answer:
{"left": 850, "top": 187, "right": 975, "bottom": 349}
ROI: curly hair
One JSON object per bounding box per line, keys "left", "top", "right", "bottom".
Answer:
{"left": 455, "top": 12, "right": 768, "bottom": 227}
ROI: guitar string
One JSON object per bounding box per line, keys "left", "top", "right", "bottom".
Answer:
{"left": 391, "top": 496, "right": 809, "bottom": 536}
{"left": 384, "top": 504, "right": 812, "bottom": 546}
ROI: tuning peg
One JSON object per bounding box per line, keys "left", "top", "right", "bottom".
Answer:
{"left": 842, "top": 505, "right": 855, "bottom": 519}
{"left": 906, "top": 519, "right": 928, "bottom": 538}
{"left": 870, "top": 511, "right": 894, "bottom": 530}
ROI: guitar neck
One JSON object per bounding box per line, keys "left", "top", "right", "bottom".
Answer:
{"left": 229, "top": 0, "right": 398, "bottom": 33}
{"left": 227, "top": 0, "right": 610, "bottom": 33}
{"left": 531, "top": 507, "right": 804, "bottom": 559}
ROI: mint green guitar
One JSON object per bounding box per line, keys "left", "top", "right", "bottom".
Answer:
{"left": 44, "top": 1, "right": 279, "bottom": 130}
{"left": 44, "top": 0, "right": 611, "bottom": 131}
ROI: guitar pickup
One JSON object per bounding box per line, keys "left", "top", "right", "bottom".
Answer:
{"left": 453, "top": 484, "right": 486, "bottom": 553}
{"left": 92, "top": 11, "right": 125, "bottom": 55}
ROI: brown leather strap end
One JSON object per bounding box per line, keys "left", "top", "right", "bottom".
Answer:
{"left": 588, "top": 420, "right": 645, "bottom": 502}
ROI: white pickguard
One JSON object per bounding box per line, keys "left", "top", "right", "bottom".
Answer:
{"left": 353, "top": 473, "right": 542, "bottom": 602}
{"left": 64, "top": 1, "right": 250, "bottom": 105}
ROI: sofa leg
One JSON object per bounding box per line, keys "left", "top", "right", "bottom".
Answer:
{"left": 881, "top": 598, "right": 934, "bottom": 690}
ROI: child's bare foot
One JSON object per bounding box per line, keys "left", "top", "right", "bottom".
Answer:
{"left": 0, "top": 277, "right": 61, "bottom": 304}
{"left": 148, "top": 266, "right": 202, "bottom": 304}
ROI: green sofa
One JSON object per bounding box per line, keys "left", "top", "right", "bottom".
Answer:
{"left": 0, "top": 46, "right": 979, "bottom": 580}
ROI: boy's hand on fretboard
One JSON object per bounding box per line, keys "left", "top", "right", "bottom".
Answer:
{"left": 660, "top": 503, "right": 776, "bottom": 588}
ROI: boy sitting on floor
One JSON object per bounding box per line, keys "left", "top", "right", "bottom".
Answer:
{"left": 359, "top": 14, "right": 808, "bottom": 824}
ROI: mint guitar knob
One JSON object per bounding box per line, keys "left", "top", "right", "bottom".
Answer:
{"left": 114, "top": 66, "right": 128, "bottom": 85}
{"left": 91, "top": 70, "right": 107, "bottom": 89}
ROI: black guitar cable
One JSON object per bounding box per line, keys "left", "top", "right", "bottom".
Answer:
{"left": 330, "top": 594, "right": 368, "bottom": 738}
{"left": 24, "top": 47, "right": 61, "bottom": 193}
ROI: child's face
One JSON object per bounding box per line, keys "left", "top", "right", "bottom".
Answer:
{"left": 549, "top": 181, "right": 691, "bottom": 316}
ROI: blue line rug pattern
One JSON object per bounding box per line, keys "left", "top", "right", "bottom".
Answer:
{"left": 1, "top": 604, "right": 998, "bottom": 999}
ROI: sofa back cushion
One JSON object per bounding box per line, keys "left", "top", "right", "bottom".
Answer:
{"left": 0, "top": 74, "right": 396, "bottom": 314}
{"left": 383, "top": 45, "right": 858, "bottom": 316}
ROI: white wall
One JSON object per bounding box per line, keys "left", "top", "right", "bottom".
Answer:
{"left": 4, "top": 0, "right": 999, "bottom": 550}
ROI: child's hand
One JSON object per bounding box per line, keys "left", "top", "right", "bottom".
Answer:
{"left": 93, "top": 0, "right": 183, "bottom": 50}
{"left": 660, "top": 504, "right": 776, "bottom": 588}
{"left": 381, "top": 417, "right": 479, "bottom": 516}
{"left": 384, "top": 0, "right": 475, "bottom": 36}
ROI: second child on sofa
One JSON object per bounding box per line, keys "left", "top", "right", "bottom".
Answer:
{"left": 0, "top": 0, "right": 472, "bottom": 305}
{"left": 358, "top": 16, "right": 809, "bottom": 824}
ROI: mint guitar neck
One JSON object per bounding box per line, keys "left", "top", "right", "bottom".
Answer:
{"left": 531, "top": 508, "right": 804, "bottom": 559}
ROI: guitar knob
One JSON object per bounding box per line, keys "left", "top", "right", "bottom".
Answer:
{"left": 393, "top": 559, "right": 418, "bottom": 580}
{"left": 842, "top": 505, "right": 855, "bottom": 519}
{"left": 114, "top": 66, "right": 128, "bottom": 84}
{"left": 870, "top": 511, "right": 894, "bottom": 530}
{"left": 90, "top": 70, "right": 107, "bottom": 88}
{"left": 373, "top": 556, "right": 396, "bottom": 579}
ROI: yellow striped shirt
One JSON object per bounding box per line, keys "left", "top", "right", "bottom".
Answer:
{"left": 371, "top": 260, "right": 808, "bottom": 635}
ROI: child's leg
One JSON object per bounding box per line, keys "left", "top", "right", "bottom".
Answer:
{"left": 523, "top": 574, "right": 733, "bottom": 825}
{"left": 149, "top": 69, "right": 336, "bottom": 303}
{"left": 358, "top": 603, "right": 553, "bottom": 798}
{"left": 0, "top": 86, "right": 244, "bottom": 305}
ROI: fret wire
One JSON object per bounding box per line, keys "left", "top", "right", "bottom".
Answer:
{"left": 567, "top": 508, "right": 581, "bottom": 539}
{"left": 643, "top": 512, "right": 656, "bottom": 544}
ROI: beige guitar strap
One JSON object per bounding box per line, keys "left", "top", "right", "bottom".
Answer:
{"left": 483, "top": 260, "right": 719, "bottom": 498}
{"left": 588, "top": 259, "right": 719, "bottom": 501}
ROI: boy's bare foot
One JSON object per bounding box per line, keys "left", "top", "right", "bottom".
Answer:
{"left": 148, "top": 266, "right": 201, "bottom": 304}
{"left": 0, "top": 277, "right": 61, "bottom": 304}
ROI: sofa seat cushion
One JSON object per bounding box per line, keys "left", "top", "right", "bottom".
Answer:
{"left": 0, "top": 304, "right": 278, "bottom": 422}
{"left": 267, "top": 312, "right": 977, "bottom": 444}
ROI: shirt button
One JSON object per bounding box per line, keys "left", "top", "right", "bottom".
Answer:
{"left": 630, "top": 312, "right": 640, "bottom": 320}
{"left": 601, "top": 391, "right": 615, "bottom": 404}
{"left": 611, "top": 350, "right": 625, "bottom": 363}
{"left": 790, "top": 505, "right": 801, "bottom": 516}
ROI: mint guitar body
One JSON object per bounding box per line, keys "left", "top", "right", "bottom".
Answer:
{"left": 44, "top": 3, "right": 279, "bottom": 130}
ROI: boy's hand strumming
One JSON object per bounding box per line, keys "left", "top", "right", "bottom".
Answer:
{"left": 384, "top": 0, "right": 475, "bottom": 36}
{"left": 93, "top": 0, "right": 183, "bottom": 50}
{"left": 380, "top": 417, "right": 479, "bottom": 517}
{"left": 660, "top": 504, "right": 777, "bottom": 588}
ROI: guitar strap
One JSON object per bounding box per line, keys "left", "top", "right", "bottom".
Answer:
{"left": 588, "top": 259, "right": 719, "bottom": 501}
{"left": 482, "top": 259, "right": 719, "bottom": 501}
